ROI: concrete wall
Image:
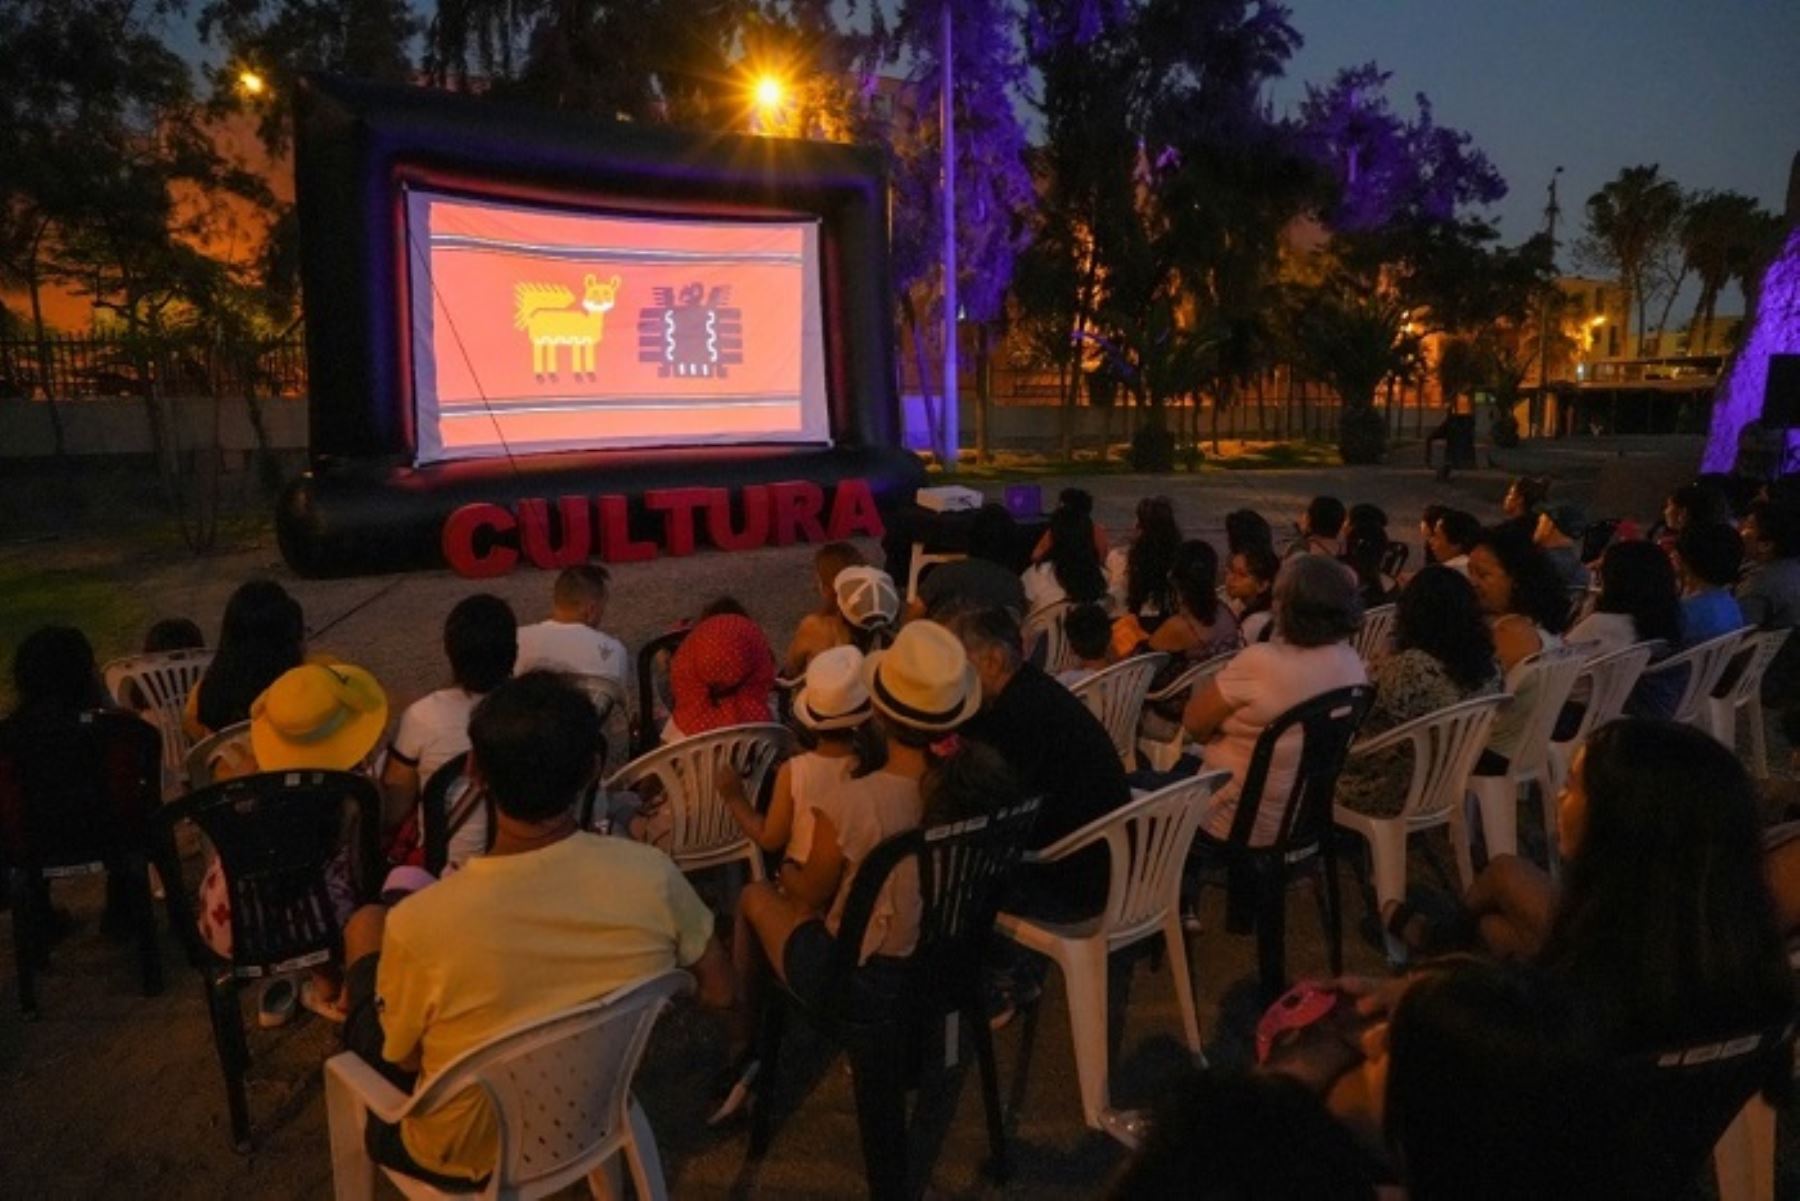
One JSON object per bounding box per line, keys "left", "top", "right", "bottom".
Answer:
{"left": 0, "top": 395, "right": 308, "bottom": 458}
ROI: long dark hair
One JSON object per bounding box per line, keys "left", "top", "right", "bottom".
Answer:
{"left": 1225, "top": 509, "right": 1275, "bottom": 557}
{"left": 1394, "top": 567, "right": 1496, "bottom": 690}
{"left": 1126, "top": 496, "right": 1182, "bottom": 615}
{"left": 1044, "top": 504, "right": 1107, "bottom": 604}
{"left": 1593, "top": 540, "right": 1682, "bottom": 645}
{"left": 197, "top": 580, "right": 305, "bottom": 733}
{"left": 9, "top": 625, "right": 105, "bottom": 718}
{"left": 1168, "top": 540, "right": 1222, "bottom": 624}
{"left": 1472, "top": 527, "right": 1570, "bottom": 634}
{"left": 1539, "top": 719, "right": 1792, "bottom": 1048}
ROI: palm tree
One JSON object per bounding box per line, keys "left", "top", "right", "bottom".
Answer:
{"left": 1680, "top": 191, "right": 1774, "bottom": 353}
{"left": 1294, "top": 283, "right": 1418, "bottom": 464}
{"left": 1582, "top": 165, "right": 1683, "bottom": 357}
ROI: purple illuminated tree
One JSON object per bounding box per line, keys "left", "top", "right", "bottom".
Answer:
{"left": 878, "top": 0, "right": 1035, "bottom": 462}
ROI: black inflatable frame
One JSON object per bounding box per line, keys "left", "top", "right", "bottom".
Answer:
{"left": 277, "top": 75, "right": 921, "bottom": 577}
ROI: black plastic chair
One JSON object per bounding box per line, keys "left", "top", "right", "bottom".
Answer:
{"left": 633, "top": 628, "right": 690, "bottom": 757}
{"left": 0, "top": 709, "right": 165, "bottom": 1018}
{"left": 418, "top": 751, "right": 496, "bottom": 874}
{"left": 1379, "top": 540, "right": 1409, "bottom": 580}
{"left": 750, "top": 799, "right": 1042, "bottom": 1201}
{"left": 1208, "top": 684, "right": 1374, "bottom": 999}
{"left": 157, "top": 770, "right": 381, "bottom": 1151}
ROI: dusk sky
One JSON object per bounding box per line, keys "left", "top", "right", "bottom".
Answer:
{"left": 1269, "top": 0, "right": 1800, "bottom": 304}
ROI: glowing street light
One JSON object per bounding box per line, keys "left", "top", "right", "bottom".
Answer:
{"left": 237, "top": 69, "right": 268, "bottom": 98}
{"left": 753, "top": 74, "right": 785, "bottom": 113}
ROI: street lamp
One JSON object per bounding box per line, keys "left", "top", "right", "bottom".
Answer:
{"left": 237, "top": 69, "right": 268, "bottom": 98}
{"left": 753, "top": 74, "right": 785, "bottom": 112}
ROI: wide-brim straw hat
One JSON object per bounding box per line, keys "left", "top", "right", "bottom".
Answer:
{"left": 861, "top": 620, "right": 981, "bottom": 733}
{"left": 250, "top": 661, "right": 388, "bottom": 772}
{"left": 792, "top": 645, "right": 874, "bottom": 732}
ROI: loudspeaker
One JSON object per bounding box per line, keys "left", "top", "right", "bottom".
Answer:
{"left": 1765, "top": 354, "right": 1800, "bottom": 429}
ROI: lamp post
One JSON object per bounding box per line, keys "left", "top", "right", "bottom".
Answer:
{"left": 751, "top": 73, "right": 787, "bottom": 136}
{"left": 939, "top": 1, "right": 958, "bottom": 464}
{"left": 1535, "top": 165, "right": 1563, "bottom": 438}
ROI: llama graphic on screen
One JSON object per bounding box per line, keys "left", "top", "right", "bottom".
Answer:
{"left": 513, "top": 273, "right": 621, "bottom": 377}
{"left": 636, "top": 283, "right": 745, "bottom": 378}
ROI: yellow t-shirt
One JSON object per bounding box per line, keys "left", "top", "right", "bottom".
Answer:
{"left": 376, "top": 833, "right": 714, "bottom": 1180}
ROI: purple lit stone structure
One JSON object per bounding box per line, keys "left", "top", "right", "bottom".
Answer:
{"left": 1703, "top": 153, "right": 1800, "bottom": 472}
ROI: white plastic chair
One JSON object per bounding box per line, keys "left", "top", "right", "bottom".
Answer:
{"left": 1023, "top": 600, "right": 1077, "bottom": 675}
{"left": 905, "top": 546, "right": 968, "bottom": 603}
{"left": 1538, "top": 641, "right": 1656, "bottom": 877}
{"left": 185, "top": 720, "right": 253, "bottom": 791}
{"left": 1352, "top": 604, "right": 1397, "bottom": 667}
{"left": 994, "top": 771, "right": 1229, "bottom": 1141}
{"left": 103, "top": 648, "right": 214, "bottom": 797}
{"left": 324, "top": 970, "right": 692, "bottom": 1201}
{"left": 602, "top": 723, "right": 792, "bottom": 880}
{"left": 1637, "top": 627, "right": 1750, "bottom": 731}
{"left": 1333, "top": 694, "right": 1509, "bottom": 964}
{"left": 1468, "top": 646, "right": 1586, "bottom": 873}
{"left": 1071, "top": 653, "right": 1168, "bottom": 771}
{"left": 1135, "top": 652, "right": 1235, "bottom": 772}
{"left": 1707, "top": 629, "right": 1792, "bottom": 776}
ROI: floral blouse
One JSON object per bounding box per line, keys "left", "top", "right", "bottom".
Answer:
{"left": 1336, "top": 648, "right": 1500, "bottom": 818}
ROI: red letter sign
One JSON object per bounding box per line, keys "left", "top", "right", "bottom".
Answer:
{"left": 825, "top": 478, "right": 884, "bottom": 540}
{"left": 644, "top": 487, "right": 713, "bottom": 557}
{"left": 518, "top": 496, "right": 593, "bottom": 569}
{"left": 443, "top": 503, "right": 519, "bottom": 578}
{"left": 768, "top": 480, "right": 827, "bottom": 546}
{"left": 596, "top": 494, "right": 658, "bottom": 563}
{"left": 705, "top": 485, "right": 770, "bottom": 552}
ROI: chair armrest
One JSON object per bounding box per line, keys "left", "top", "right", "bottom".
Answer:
{"left": 325, "top": 1051, "right": 415, "bottom": 1124}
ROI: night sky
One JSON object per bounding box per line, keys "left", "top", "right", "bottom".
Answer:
{"left": 1269, "top": 0, "right": 1800, "bottom": 301}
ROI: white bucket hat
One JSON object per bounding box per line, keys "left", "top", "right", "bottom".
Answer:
{"left": 862, "top": 620, "right": 981, "bottom": 732}
{"left": 792, "top": 645, "right": 873, "bottom": 732}
{"left": 834, "top": 565, "right": 901, "bottom": 631}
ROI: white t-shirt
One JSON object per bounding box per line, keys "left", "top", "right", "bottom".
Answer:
{"left": 1565, "top": 611, "right": 1637, "bottom": 660}
{"left": 515, "top": 619, "right": 628, "bottom": 684}
{"left": 1201, "top": 640, "right": 1369, "bottom": 845}
{"left": 787, "top": 768, "right": 923, "bottom": 963}
{"left": 391, "top": 687, "right": 480, "bottom": 786}
{"left": 1022, "top": 561, "right": 1069, "bottom": 614}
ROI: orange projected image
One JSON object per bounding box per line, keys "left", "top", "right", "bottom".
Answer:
{"left": 407, "top": 190, "right": 831, "bottom": 463}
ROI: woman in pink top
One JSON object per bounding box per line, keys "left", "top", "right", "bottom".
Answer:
{"left": 1183, "top": 555, "right": 1368, "bottom": 846}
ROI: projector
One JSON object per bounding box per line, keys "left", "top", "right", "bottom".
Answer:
{"left": 915, "top": 485, "right": 984, "bottom": 513}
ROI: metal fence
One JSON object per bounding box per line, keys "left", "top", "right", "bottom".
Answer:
{"left": 0, "top": 335, "right": 308, "bottom": 401}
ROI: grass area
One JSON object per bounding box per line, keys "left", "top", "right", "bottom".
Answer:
{"left": 930, "top": 438, "right": 1344, "bottom": 480}
{"left": 0, "top": 555, "right": 147, "bottom": 709}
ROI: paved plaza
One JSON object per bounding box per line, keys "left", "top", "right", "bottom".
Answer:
{"left": 2, "top": 442, "right": 1779, "bottom": 1199}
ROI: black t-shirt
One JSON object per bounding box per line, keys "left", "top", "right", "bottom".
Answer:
{"left": 919, "top": 558, "right": 1028, "bottom": 618}
{"left": 961, "top": 662, "right": 1132, "bottom": 917}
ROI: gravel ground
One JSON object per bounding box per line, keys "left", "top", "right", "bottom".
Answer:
{"left": 4, "top": 447, "right": 1784, "bottom": 1199}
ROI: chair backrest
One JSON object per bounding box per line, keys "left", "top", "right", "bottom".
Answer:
{"left": 1565, "top": 641, "right": 1657, "bottom": 745}
{"left": 566, "top": 672, "right": 630, "bottom": 778}
{"left": 1716, "top": 628, "right": 1793, "bottom": 710}
{"left": 632, "top": 628, "right": 689, "bottom": 757}
{"left": 824, "top": 798, "right": 1044, "bottom": 1012}
{"left": 0, "top": 709, "right": 163, "bottom": 871}
{"left": 1380, "top": 541, "right": 1409, "bottom": 580}
{"left": 185, "top": 720, "right": 253, "bottom": 791}
{"left": 159, "top": 770, "right": 381, "bottom": 975}
{"left": 1495, "top": 645, "right": 1587, "bottom": 776}
{"left": 1346, "top": 694, "right": 1509, "bottom": 824}
{"left": 1353, "top": 605, "right": 1397, "bottom": 667}
{"left": 1022, "top": 600, "right": 1075, "bottom": 674}
{"left": 602, "top": 724, "right": 793, "bottom": 868}
{"left": 1231, "top": 685, "right": 1376, "bottom": 854}
{"left": 403, "top": 970, "right": 694, "bottom": 1199}
{"left": 419, "top": 751, "right": 495, "bottom": 875}
{"left": 1641, "top": 628, "right": 1749, "bottom": 725}
{"left": 1146, "top": 650, "right": 1236, "bottom": 704}
{"left": 1071, "top": 653, "right": 1168, "bottom": 769}
{"left": 102, "top": 648, "right": 213, "bottom": 792}
{"left": 1584, "top": 1023, "right": 1795, "bottom": 1199}
{"left": 1567, "top": 583, "right": 1597, "bottom": 625}
{"left": 1103, "top": 771, "right": 1230, "bottom": 938}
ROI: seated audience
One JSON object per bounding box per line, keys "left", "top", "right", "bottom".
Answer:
{"left": 1566, "top": 539, "right": 1682, "bottom": 660}
{"left": 1658, "top": 479, "right": 1732, "bottom": 552}
{"left": 380, "top": 594, "right": 518, "bottom": 866}
{"left": 1183, "top": 555, "right": 1367, "bottom": 846}
{"left": 1022, "top": 502, "right": 1110, "bottom": 613}
{"left": 1224, "top": 543, "right": 1281, "bottom": 645}
{"left": 665, "top": 611, "right": 777, "bottom": 741}
{"left": 720, "top": 644, "right": 885, "bottom": 856}
{"left": 513, "top": 564, "right": 627, "bottom": 686}
{"left": 1496, "top": 474, "right": 1550, "bottom": 542}
{"left": 186, "top": 579, "right": 305, "bottom": 741}
{"left": 1288, "top": 495, "right": 1347, "bottom": 558}
{"left": 1031, "top": 487, "right": 1109, "bottom": 563}
{"left": 338, "top": 672, "right": 731, "bottom": 1188}
{"left": 1466, "top": 527, "right": 1569, "bottom": 772}
{"left": 1673, "top": 520, "right": 1746, "bottom": 645}
{"left": 716, "top": 621, "right": 976, "bottom": 1119}
{"left": 1057, "top": 603, "right": 1115, "bottom": 688}
{"left": 917, "top": 502, "right": 1029, "bottom": 619}
{"left": 832, "top": 565, "right": 901, "bottom": 653}
{"left": 1738, "top": 498, "right": 1800, "bottom": 703}
{"left": 1425, "top": 509, "right": 1480, "bottom": 577}
{"left": 1533, "top": 501, "right": 1591, "bottom": 591}
{"left": 1146, "top": 539, "right": 1241, "bottom": 661}
{"left": 1340, "top": 522, "right": 1397, "bottom": 611}
{"left": 1417, "top": 503, "right": 1448, "bottom": 566}
{"left": 1336, "top": 567, "right": 1500, "bottom": 818}
{"left": 1226, "top": 508, "right": 1276, "bottom": 557}
{"left": 782, "top": 541, "right": 867, "bottom": 676}
{"left": 1105, "top": 495, "right": 1182, "bottom": 619}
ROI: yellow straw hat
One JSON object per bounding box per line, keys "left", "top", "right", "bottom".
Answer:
{"left": 250, "top": 661, "right": 389, "bottom": 772}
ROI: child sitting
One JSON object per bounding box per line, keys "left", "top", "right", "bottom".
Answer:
{"left": 833, "top": 565, "right": 901, "bottom": 653}
{"left": 783, "top": 541, "right": 868, "bottom": 676}
{"left": 1057, "top": 602, "right": 1114, "bottom": 688}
